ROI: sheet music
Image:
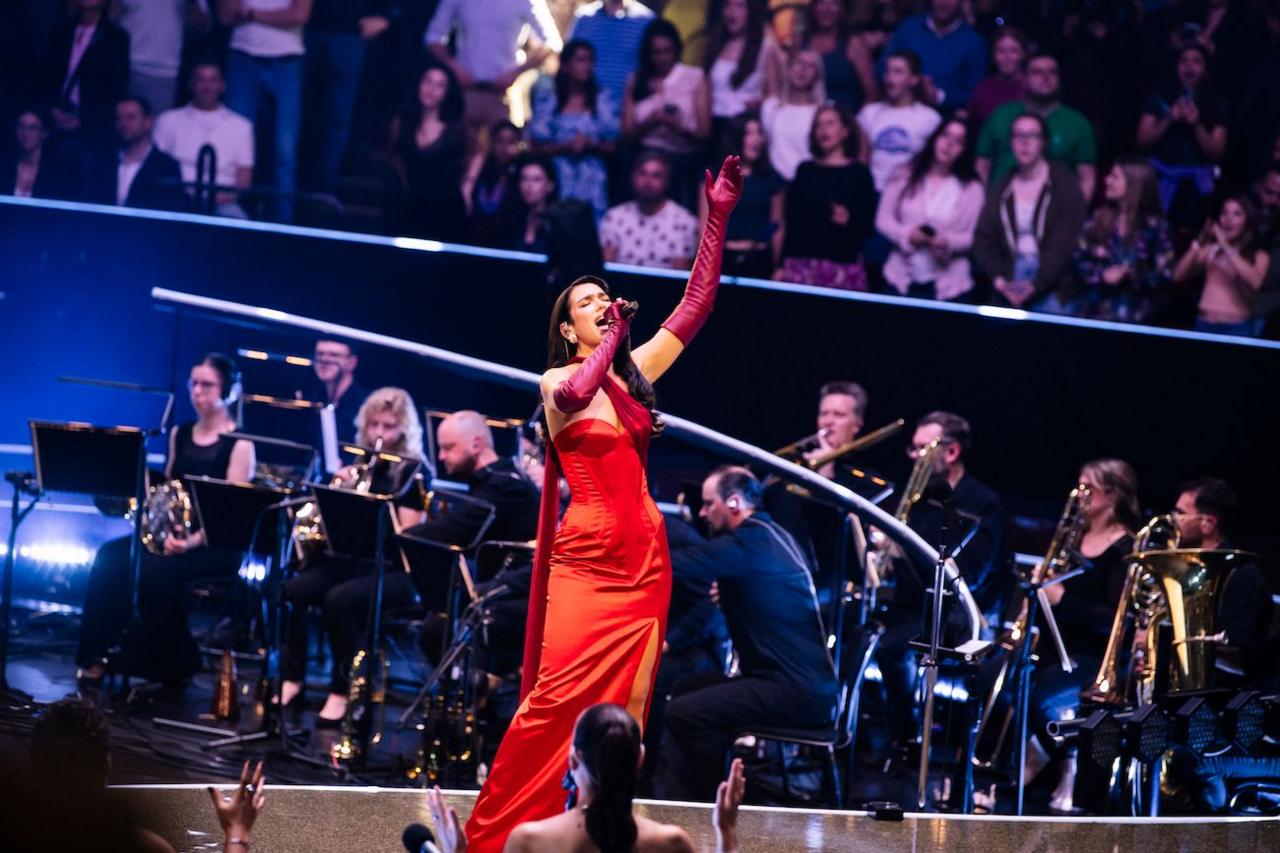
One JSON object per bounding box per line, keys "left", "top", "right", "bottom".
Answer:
{"left": 320, "top": 404, "right": 341, "bottom": 474}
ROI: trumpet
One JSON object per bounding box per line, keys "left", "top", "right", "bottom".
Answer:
{"left": 776, "top": 419, "right": 906, "bottom": 471}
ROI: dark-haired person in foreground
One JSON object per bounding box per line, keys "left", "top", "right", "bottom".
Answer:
{"left": 76, "top": 353, "right": 255, "bottom": 689}
{"left": 654, "top": 466, "right": 838, "bottom": 802}
{"left": 460, "top": 157, "right": 741, "bottom": 852}
{"left": 426, "top": 703, "right": 745, "bottom": 853}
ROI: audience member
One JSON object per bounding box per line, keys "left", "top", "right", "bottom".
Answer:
{"left": 803, "top": 0, "right": 877, "bottom": 114}
{"left": 702, "top": 111, "right": 784, "bottom": 279}
{"left": 393, "top": 64, "right": 468, "bottom": 242}
{"left": 465, "top": 120, "right": 524, "bottom": 245}
{"left": 1254, "top": 160, "right": 1280, "bottom": 246}
{"left": 1173, "top": 195, "right": 1271, "bottom": 337}
{"left": 1137, "top": 43, "right": 1228, "bottom": 235}
{"left": 760, "top": 48, "right": 824, "bottom": 181}
{"left": 875, "top": 117, "right": 984, "bottom": 301}
{"left": 219, "top": 0, "right": 312, "bottom": 223}
{"left": 973, "top": 111, "right": 1087, "bottom": 312}
{"left": 655, "top": 467, "right": 837, "bottom": 802}
{"left": 115, "top": 0, "right": 207, "bottom": 115}
{"left": 505, "top": 156, "right": 603, "bottom": 287}
{"left": 568, "top": 0, "right": 655, "bottom": 102}
{"left": 966, "top": 25, "right": 1027, "bottom": 130}
{"left": 705, "top": 0, "right": 780, "bottom": 143}
{"left": 1, "top": 109, "right": 77, "bottom": 200}
{"left": 424, "top": 0, "right": 561, "bottom": 134}
{"left": 207, "top": 760, "right": 268, "bottom": 853}
{"left": 303, "top": 0, "right": 391, "bottom": 190}
{"left": 976, "top": 51, "right": 1097, "bottom": 201}
{"left": 153, "top": 63, "right": 255, "bottom": 217}
{"left": 779, "top": 103, "right": 875, "bottom": 290}
{"left": 528, "top": 39, "right": 619, "bottom": 221}
{"left": 599, "top": 151, "right": 699, "bottom": 269}
{"left": 1075, "top": 157, "right": 1174, "bottom": 323}
{"left": 856, "top": 49, "right": 941, "bottom": 192}
{"left": 37, "top": 0, "right": 130, "bottom": 142}
{"left": 623, "top": 19, "right": 710, "bottom": 211}
{"left": 879, "top": 0, "right": 988, "bottom": 113}
{"left": 84, "top": 96, "right": 186, "bottom": 211}
{"left": 424, "top": 706, "right": 746, "bottom": 853}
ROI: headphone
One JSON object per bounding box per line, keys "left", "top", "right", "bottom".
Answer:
{"left": 726, "top": 495, "right": 743, "bottom": 512}
{"left": 223, "top": 371, "right": 243, "bottom": 406}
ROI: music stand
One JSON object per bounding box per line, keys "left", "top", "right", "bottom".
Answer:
{"left": 152, "top": 475, "right": 296, "bottom": 747}
{"left": 24, "top": 421, "right": 157, "bottom": 694}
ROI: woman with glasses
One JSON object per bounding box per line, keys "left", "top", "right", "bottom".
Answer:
{"left": 76, "top": 354, "right": 255, "bottom": 689}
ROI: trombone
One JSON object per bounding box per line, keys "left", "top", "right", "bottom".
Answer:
{"left": 776, "top": 418, "right": 906, "bottom": 470}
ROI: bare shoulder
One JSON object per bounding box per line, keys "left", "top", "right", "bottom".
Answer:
{"left": 635, "top": 816, "right": 695, "bottom": 853}
{"left": 502, "top": 813, "right": 576, "bottom": 853}
{"left": 540, "top": 364, "right": 576, "bottom": 389}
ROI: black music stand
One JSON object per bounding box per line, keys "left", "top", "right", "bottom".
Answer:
{"left": 151, "top": 475, "right": 296, "bottom": 746}
{"left": 26, "top": 420, "right": 157, "bottom": 693}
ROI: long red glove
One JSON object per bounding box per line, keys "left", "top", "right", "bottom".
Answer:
{"left": 551, "top": 299, "right": 636, "bottom": 413}
{"left": 661, "top": 155, "right": 744, "bottom": 345}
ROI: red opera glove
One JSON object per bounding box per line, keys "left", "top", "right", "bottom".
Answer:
{"left": 551, "top": 300, "right": 637, "bottom": 413}
{"left": 661, "top": 156, "right": 744, "bottom": 345}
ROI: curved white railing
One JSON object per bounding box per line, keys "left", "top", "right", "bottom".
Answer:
{"left": 151, "top": 287, "right": 981, "bottom": 639}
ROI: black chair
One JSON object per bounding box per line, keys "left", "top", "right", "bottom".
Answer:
{"left": 729, "top": 621, "right": 885, "bottom": 808}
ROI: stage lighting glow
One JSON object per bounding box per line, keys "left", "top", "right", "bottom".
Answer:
{"left": 0, "top": 540, "right": 94, "bottom": 567}
{"left": 238, "top": 558, "right": 268, "bottom": 583}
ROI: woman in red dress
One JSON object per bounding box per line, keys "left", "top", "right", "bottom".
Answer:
{"left": 462, "top": 156, "right": 742, "bottom": 852}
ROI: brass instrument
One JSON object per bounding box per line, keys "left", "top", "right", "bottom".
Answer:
{"left": 140, "top": 479, "right": 194, "bottom": 555}
{"left": 973, "top": 483, "right": 1091, "bottom": 770}
{"left": 776, "top": 419, "right": 906, "bottom": 471}
{"left": 863, "top": 436, "right": 941, "bottom": 587}
{"left": 1083, "top": 515, "right": 1180, "bottom": 707}
{"left": 289, "top": 439, "right": 386, "bottom": 562}
{"left": 1134, "top": 549, "right": 1255, "bottom": 694}
{"left": 330, "top": 647, "right": 390, "bottom": 762}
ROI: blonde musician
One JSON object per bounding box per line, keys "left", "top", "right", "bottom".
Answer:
{"left": 1025, "top": 458, "right": 1138, "bottom": 803}
{"left": 76, "top": 354, "right": 255, "bottom": 689}
{"left": 279, "top": 387, "right": 426, "bottom": 725}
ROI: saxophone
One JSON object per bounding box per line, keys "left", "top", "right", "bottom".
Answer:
{"left": 973, "top": 483, "right": 1091, "bottom": 769}
{"left": 1081, "top": 514, "right": 1180, "bottom": 707}
{"left": 864, "top": 437, "right": 942, "bottom": 587}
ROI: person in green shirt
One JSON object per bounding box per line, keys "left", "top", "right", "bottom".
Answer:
{"left": 976, "top": 51, "right": 1096, "bottom": 200}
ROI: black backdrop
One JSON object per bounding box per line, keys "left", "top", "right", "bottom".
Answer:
{"left": 3, "top": 199, "right": 1276, "bottom": 570}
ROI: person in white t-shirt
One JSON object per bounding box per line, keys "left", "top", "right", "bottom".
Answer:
{"left": 599, "top": 152, "right": 699, "bottom": 269}
{"left": 154, "top": 62, "right": 255, "bottom": 217}
{"left": 115, "top": 0, "right": 211, "bottom": 114}
{"left": 218, "top": 0, "right": 311, "bottom": 222}
{"left": 856, "top": 49, "right": 941, "bottom": 192}
{"left": 760, "top": 49, "right": 824, "bottom": 181}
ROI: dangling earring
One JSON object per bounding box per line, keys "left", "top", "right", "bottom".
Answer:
{"left": 562, "top": 768, "right": 578, "bottom": 810}
{"left": 568, "top": 333, "right": 578, "bottom": 344}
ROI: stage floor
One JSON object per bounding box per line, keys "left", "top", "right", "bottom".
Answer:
{"left": 116, "top": 784, "right": 1280, "bottom": 852}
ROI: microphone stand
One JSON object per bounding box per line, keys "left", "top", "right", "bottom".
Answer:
{"left": 916, "top": 494, "right": 956, "bottom": 810}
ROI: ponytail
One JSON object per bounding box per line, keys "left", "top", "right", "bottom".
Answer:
{"left": 574, "top": 705, "right": 641, "bottom": 853}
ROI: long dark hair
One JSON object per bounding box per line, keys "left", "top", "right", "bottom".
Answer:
{"left": 547, "top": 277, "right": 661, "bottom": 435}
{"left": 901, "top": 118, "right": 978, "bottom": 199}
{"left": 397, "top": 62, "right": 465, "bottom": 150}
{"left": 808, "top": 102, "right": 860, "bottom": 160}
{"left": 722, "top": 110, "right": 775, "bottom": 176}
{"left": 703, "top": 0, "right": 767, "bottom": 90}
{"left": 573, "top": 704, "right": 642, "bottom": 853}
{"left": 633, "top": 19, "right": 684, "bottom": 101}
{"left": 556, "top": 39, "right": 600, "bottom": 116}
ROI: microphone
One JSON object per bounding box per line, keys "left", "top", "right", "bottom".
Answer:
{"left": 402, "top": 823, "right": 441, "bottom": 853}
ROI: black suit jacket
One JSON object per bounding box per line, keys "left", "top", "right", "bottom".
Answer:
{"left": 37, "top": 18, "right": 130, "bottom": 140}
{"left": 84, "top": 146, "right": 186, "bottom": 211}
{"left": 0, "top": 149, "right": 78, "bottom": 201}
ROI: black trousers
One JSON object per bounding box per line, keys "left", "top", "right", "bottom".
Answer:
{"left": 875, "top": 611, "right": 924, "bottom": 743}
{"left": 641, "top": 644, "right": 723, "bottom": 794}
{"left": 76, "top": 534, "right": 241, "bottom": 682}
{"left": 655, "top": 673, "right": 836, "bottom": 802}
{"left": 281, "top": 560, "right": 416, "bottom": 693}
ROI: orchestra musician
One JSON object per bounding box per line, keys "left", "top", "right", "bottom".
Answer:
{"left": 75, "top": 354, "right": 255, "bottom": 689}
{"left": 310, "top": 337, "right": 369, "bottom": 475}
{"left": 876, "top": 411, "right": 1002, "bottom": 748}
{"left": 278, "top": 387, "right": 427, "bottom": 724}
{"left": 1027, "top": 459, "right": 1139, "bottom": 801}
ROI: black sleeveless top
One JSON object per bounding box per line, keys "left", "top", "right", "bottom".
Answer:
{"left": 170, "top": 423, "right": 236, "bottom": 480}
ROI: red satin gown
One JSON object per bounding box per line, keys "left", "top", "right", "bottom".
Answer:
{"left": 463, "top": 367, "right": 671, "bottom": 852}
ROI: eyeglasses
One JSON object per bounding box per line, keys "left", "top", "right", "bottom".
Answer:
{"left": 188, "top": 379, "right": 219, "bottom": 391}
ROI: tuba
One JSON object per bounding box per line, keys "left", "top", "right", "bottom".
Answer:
{"left": 1082, "top": 514, "right": 1180, "bottom": 707}
{"left": 973, "top": 483, "right": 1091, "bottom": 770}
{"left": 1133, "top": 549, "right": 1254, "bottom": 694}
{"left": 140, "top": 479, "right": 194, "bottom": 555}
